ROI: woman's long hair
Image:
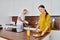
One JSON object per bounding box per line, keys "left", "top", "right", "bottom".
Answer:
{"left": 38, "top": 5, "right": 48, "bottom": 18}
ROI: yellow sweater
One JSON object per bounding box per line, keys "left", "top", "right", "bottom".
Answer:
{"left": 38, "top": 12, "right": 51, "bottom": 32}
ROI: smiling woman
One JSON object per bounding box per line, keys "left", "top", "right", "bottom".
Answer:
{"left": 36, "top": 5, "right": 51, "bottom": 36}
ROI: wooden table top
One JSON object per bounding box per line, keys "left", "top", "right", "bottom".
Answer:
{"left": 0, "top": 30, "right": 49, "bottom": 40}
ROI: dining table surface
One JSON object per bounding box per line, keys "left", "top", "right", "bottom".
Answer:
{"left": 0, "top": 29, "right": 49, "bottom": 40}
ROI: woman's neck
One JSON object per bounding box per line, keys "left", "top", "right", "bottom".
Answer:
{"left": 41, "top": 11, "right": 46, "bottom": 13}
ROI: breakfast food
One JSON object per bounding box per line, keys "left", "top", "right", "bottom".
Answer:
{"left": 32, "top": 30, "right": 41, "bottom": 37}
{"left": 33, "top": 34, "right": 41, "bottom": 37}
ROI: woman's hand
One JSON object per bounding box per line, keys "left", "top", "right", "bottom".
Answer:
{"left": 40, "top": 27, "right": 48, "bottom": 36}
{"left": 41, "top": 32, "right": 45, "bottom": 36}
{"left": 24, "top": 20, "right": 29, "bottom": 24}
{"left": 23, "top": 20, "right": 29, "bottom": 24}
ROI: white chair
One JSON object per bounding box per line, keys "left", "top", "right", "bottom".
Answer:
{"left": 51, "top": 18, "right": 55, "bottom": 28}
{"left": 50, "top": 30, "right": 60, "bottom": 40}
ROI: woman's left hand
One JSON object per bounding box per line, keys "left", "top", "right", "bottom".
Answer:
{"left": 41, "top": 32, "right": 45, "bottom": 36}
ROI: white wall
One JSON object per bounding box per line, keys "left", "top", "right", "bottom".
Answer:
{"left": 52, "top": 0, "right": 60, "bottom": 15}
{"left": 0, "top": 0, "right": 60, "bottom": 25}
{"left": 0, "top": 0, "right": 12, "bottom": 25}
{"left": 9, "top": 0, "right": 52, "bottom": 16}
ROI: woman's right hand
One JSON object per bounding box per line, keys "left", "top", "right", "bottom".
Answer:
{"left": 23, "top": 20, "right": 29, "bottom": 24}
{"left": 25, "top": 21, "right": 29, "bottom": 24}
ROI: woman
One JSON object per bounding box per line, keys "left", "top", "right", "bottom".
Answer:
{"left": 16, "top": 9, "right": 28, "bottom": 32}
{"left": 36, "top": 5, "right": 51, "bottom": 36}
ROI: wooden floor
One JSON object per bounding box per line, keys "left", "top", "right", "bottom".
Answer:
{"left": 0, "top": 29, "right": 49, "bottom": 40}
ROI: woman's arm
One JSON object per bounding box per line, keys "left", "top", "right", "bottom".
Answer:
{"left": 18, "top": 17, "right": 28, "bottom": 24}
{"left": 41, "top": 27, "right": 48, "bottom": 36}
{"left": 36, "top": 15, "right": 40, "bottom": 30}
{"left": 18, "top": 17, "right": 24, "bottom": 22}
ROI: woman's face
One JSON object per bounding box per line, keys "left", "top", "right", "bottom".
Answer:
{"left": 38, "top": 7, "right": 45, "bottom": 13}
{"left": 23, "top": 10, "right": 28, "bottom": 15}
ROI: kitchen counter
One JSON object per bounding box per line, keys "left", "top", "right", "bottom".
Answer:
{"left": 0, "top": 30, "right": 50, "bottom": 40}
